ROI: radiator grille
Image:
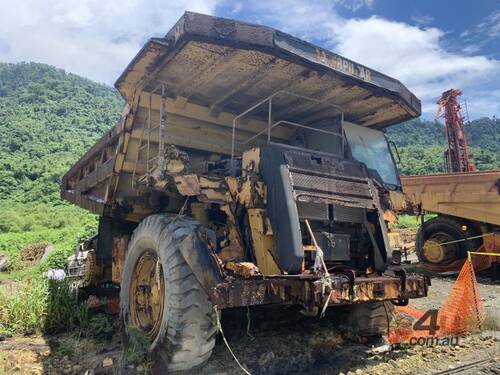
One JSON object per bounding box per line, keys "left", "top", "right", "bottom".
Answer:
{"left": 290, "top": 170, "right": 373, "bottom": 208}
{"left": 332, "top": 204, "right": 365, "bottom": 223}
{"left": 296, "top": 201, "right": 329, "bottom": 221}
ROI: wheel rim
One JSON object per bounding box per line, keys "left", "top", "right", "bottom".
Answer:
{"left": 130, "top": 250, "right": 165, "bottom": 341}
{"left": 422, "top": 232, "right": 458, "bottom": 264}
{"left": 422, "top": 239, "right": 445, "bottom": 263}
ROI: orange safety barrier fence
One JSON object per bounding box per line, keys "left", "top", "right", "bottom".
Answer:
{"left": 389, "top": 259, "right": 485, "bottom": 343}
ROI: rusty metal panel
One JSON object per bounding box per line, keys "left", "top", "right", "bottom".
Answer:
{"left": 61, "top": 119, "right": 123, "bottom": 214}
{"left": 209, "top": 273, "right": 429, "bottom": 310}
{"left": 225, "top": 261, "right": 261, "bottom": 278}
{"left": 112, "top": 235, "right": 129, "bottom": 284}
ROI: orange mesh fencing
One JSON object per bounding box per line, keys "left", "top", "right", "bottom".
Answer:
{"left": 389, "top": 259, "right": 485, "bottom": 343}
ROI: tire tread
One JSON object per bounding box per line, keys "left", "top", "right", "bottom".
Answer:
{"left": 121, "top": 214, "right": 216, "bottom": 372}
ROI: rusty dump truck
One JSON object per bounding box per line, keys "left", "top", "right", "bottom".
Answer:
{"left": 62, "top": 12, "right": 429, "bottom": 371}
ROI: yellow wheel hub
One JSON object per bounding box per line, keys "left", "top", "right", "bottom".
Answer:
{"left": 130, "top": 250, "right": 165, "bottom": 341}
{"left": 422, "top": 239, "right": 446, "bottom": 263}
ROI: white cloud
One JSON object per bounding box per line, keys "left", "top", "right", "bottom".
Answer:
{"left": 411, "top": 14, "right": 434, "bottom": 27}
{"left": 459, "top": 10, "right": 500, "bottom": 57}
{"left": 228, "top": 0, "right": 342, "bottom": 41}
{"left": 224, "top": 0, "right": 372, "bottom": 41}
{"left": 331, "top": 16, "right": 499, "bottom": 107}
{"left": 476, "top": 10, "right": 500, "bottom": 38}
{"left": 337, "top": 0, "right": 374, "bottom": 12}
{"left": 226, "top": 2, "right": 499, "bottom": 118}
{"left": 462, "top": 89, "right": 500, "bottom": 119}
{"left": 0, "top": 0, "right": 219, "bottom": 83}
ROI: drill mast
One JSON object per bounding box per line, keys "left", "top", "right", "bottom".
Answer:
{"left": 436, "top": 89, "right": 475, "bottom": 173}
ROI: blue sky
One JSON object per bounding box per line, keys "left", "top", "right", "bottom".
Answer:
{"left": 0, "top": 0, "right": 499, "bottom": 119}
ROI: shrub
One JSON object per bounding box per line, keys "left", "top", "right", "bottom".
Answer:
{"left": 44, "top": 279, "right": 88, "bottom": 334}
{"left": 87, "top": 313, "right": 115, "bottom": 341}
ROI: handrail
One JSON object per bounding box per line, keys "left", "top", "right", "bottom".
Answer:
{"left": 240, "top": 119, "right": 343, "bottom": 146}
{"left": 230, "top": 90, "right": 344, "bottom": 169}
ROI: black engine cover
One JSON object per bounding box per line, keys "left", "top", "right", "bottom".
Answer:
{"left": 260, "top": 144, "right": 374, "bottom": 274}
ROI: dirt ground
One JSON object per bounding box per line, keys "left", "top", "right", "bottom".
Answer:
{"left": 0, "top": 274, "right": 498, "bottom": 375}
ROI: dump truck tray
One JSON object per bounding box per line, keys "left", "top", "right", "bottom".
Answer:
{"left": 401, "top": 171, "right": 500, "bottom": 226}
{"left": 116, "top": 12, "right": 421, "bottom": 128}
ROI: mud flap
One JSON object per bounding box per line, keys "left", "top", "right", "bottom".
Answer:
{"left": 179, "top": 232, "right": 222, "bottom": 293}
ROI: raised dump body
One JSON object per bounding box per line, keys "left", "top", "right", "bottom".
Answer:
{"left": 62, "top": 12, "right": 420, "bottom": 218}
{"left": 401, "top": 171, "right": 500, "bottom": 268}
{"left": 62, "top": 12, "right": 429, "bottom": 372}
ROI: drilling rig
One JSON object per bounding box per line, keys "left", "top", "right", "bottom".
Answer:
{"left": 436, "top": 88, "right": 475, "bottom": 173}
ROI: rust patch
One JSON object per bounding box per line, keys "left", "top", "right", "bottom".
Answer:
{"left": 483, "top": 232, "right": 500, "bottom": 252}
{"left": 174, "top": 174, "right": 201, "bottom": 196}
{"left": 383, "top": 209, "right": 397, "bottom": 224}
{"left": 112, "top": 235, "right": 130, "bottom": 284}
{"left": 225, "top": 261, "right": 261, "bottom": 277}
{"left": 210, "top": 273, "right": 430, "bottom": 310}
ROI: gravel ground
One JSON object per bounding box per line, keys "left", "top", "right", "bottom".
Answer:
{"left": 194, "top": 308, "right": 499, "bottom": 375}
{"left": 0, "top": 273, "right": 498, "bottom": 374}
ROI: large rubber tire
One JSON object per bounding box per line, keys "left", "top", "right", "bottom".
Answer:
{"left": 416, "top": 216, "right": 472, "bottom": 265}
{"left": 120, "top": 214, "right": 217, "bottom": 372}
{"left": 348, "top": 301, "right": 394, "bottom": 337}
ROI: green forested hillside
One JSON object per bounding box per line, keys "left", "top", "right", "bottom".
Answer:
{"left": 0, "top": 62, "right": 123, "bottom": 204}
{"left": 0, "top": 62, "right": 122, "bottom": 276}
{"left": 385, "top": 117, "right": 500, "bottom": 175}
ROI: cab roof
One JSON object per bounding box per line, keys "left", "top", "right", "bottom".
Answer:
{"left": 115, "top": 12, "right": 421, "bottom": 129}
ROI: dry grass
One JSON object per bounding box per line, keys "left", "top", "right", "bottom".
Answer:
{"left": 480, "top": 309, "right": 500, "bottom": 331}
